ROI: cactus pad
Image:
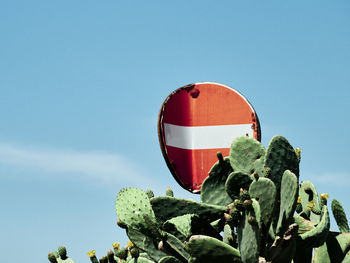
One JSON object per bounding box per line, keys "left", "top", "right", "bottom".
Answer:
{"left": 225, "top": 171, "right": 252, "bottom": 200}
{"left": 249, "top": 177, "right": 276, "bottom": 229}
{"left": 298, "top": 181, "right": 321, "bottom": 222}
{"left": 163, "top": 214, "right": 196, "bottom": 241}
{"left": 293, "top": 215, "right": 316, "bottom": 234}
{"left": 184, "top": 235, "right": 242, "bottom": 263}
{"left": 229, "top": 136, "right": 266, "bottom": 177}
{"left": 200, "top": 153, "right": 233, "bottom": 206}
{"left": 313, "top": 232, "right": 350, "bottom": 263}
{"left": 116, "top": 188, "right": 158, "bottom": 231}
{"left": 128, "top": 257, "right": 154, "bottom": 263}
{"left": 237, "top": 199, "right": 261, "bottom": 263}
{"left": 299, "top": 205, "right": 330, "bottom": 248}
{"left": 158, "top": 232, "right": 190, "bottom": 262}
{"left": 150, "top": 196, "right": 227, "bottom": 224}
{"left": 331, "top": 199, "right": 349, "bottom": 233}
{"left": 127, "top": 227, "right": 167, "bottom": 261}
{"left": 276, "top": 170, "right": 298, "bottom": 236}
{"left": 158, "top": 256, "right": 182, "bottom": 263}
{"left": 264, "top": 136, "right": 299, "bottom": 194}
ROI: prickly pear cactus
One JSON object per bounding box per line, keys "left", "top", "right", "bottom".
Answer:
{"left": 48, "top": 135, "right": 350, "bottom": 263}
{"left": 48, "top": 247, "right": 74, "bottom": 263}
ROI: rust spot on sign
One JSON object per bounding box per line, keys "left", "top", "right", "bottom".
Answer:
{"left": 183, "top": 83, "right": 200, "bottom": 98}
{"left": 189, "top": 88, "right": 200, "bottom": 98}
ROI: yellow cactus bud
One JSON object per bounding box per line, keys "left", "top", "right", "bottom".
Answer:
{"left": 87, "top": 250, "right": 96, "bottom": 258}
{"left": 320, "top": 193, "right": 329, "bottom": 200}
{"left": 127, "top": 241, "right": 134, "bottom": 248}
{"left": 112, "top": 242, "right": 120, "bottom": 249}
{"left": 307, "top": 200, "right": 315, "bottom": 211}
{"left": 297, "top": 197, "right": 302, "bottom": 204}
{"left": 295, "top": 148, "right": 301, "bottom": 155}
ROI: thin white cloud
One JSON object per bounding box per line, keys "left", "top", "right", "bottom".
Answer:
{"left": 302, "top": 172, "right": 350, "bottom": 187}
{"left": 0, "top": 143, "right": 148, "bottom": 186}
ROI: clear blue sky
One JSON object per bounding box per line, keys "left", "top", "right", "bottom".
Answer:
{"left": 1, "top": 1, "right": 349, "bottom": 262}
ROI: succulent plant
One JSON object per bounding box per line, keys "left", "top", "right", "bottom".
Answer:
{"left": 49, "top": 135, "right": 350, "bottom": 263}
{"left": 48, "top": 246, "right": 74, "bottom": 263}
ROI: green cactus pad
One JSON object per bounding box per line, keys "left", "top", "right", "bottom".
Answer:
{"left": 293, "top": 215, "right": 316, "bottom": 234}
{"left": 107, "top": 250, "right": 117, "bottom": 263}
{"left": 237, "top": 199, "right": 261, "bottom": 263}
{"left": 116, "top": 188, "right": 158, "bottom": 232}
{"left": 249, "top": 177, "right": 276, "bottom": 229}
{"left": 115, "top": 247, "right": 128, "bottom": 260}
{"left": 223, "top": 224, "right": 235, "bottom": 246}
{"left": 200, "top": 153, "right": 233, "bottom": 206}
{"left": 127, "top": 257, "right": 154, "bottom": 263}
{"left": 276, "top": 170, "right": 299, "bottom": 236}
{"left": 158, "top": 256, "right": 182, "bottom": 263}
{"left": 51, "top": 251, "right": 59, "bottom": 259}
{"left": 184, "top": 235, "right": 242, "bottom": 263}
{"left": 130, "top": 247, "right": 140, "bottom": 259}
{"left": 331, "top": 199, "right": 350, "bottom": 233}
{"left": 313, "top": 232, "right": 350, "bottom": 263}
{"left": 159, "top": 232, "right": 190, "bottom": 261}
{"left": 264, "top": 136, "right": 299, "bottom": 194}
{"left": 99, "top": 256, "right": 108, "bottom": 263}
{"left": 127, "top": 227, "right": 167, "bottom": 262}
{"left": 163, "top": 213, "right": 221, "bottom": 242}
{"left": 210, "top": 218, "right": 225, "bottom": 233}
{"left": 298, "top": 181, "right": 321, "bottom": 223}
{"left": 150, "top": 196, "right": 227, "bottom": 225}
{"left": 225, "top": 171, "right": 252, "bottom": 200}
{"left": 163, "top": 214, "right": 196, "bottom": 241}
{"left": 343, "top": 253, "right": 350, "bottom": 263}
{"left": 48, "top": 253, "right": 58, "bottom": 263}
{"left": 229, "top": 136, "right": 266, "bottom": 177}
{"left": 88, "top": 255, "right": 99, "bottom": 263}
{"left": 58, "top": 247, "right": 67, "bottom": 259}
{"left": 299, "top": 205, "right": 330, "bottom": 248}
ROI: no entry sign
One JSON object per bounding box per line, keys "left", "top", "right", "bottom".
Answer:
{"left": 158, "top": 82, "right": 261, "bottom": 193}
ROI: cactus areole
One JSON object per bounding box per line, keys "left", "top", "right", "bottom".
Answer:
{"left": 158, "top": 82, "right": 261, "bottom": 193}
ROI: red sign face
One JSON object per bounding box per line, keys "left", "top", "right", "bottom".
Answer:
{"left": 158, "top": 82, "right": 261, "bottom": 193}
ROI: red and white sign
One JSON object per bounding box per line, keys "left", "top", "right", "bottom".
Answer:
{"left": 158, "top": 82, "right": 261, "bottom": 193}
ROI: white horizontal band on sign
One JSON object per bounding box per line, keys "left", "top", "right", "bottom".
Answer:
{"left": 163, "top": 123, "right": 253, "bottom": 150}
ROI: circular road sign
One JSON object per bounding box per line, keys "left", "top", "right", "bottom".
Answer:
{"left": 158, "top": 82, "right": 261, "bottom": 193}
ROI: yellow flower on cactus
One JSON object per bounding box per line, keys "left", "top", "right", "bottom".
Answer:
{"left": 295, "top": 148, "right": 301, "bottom": 155}
{"left": 112, "top": 242, "right": 120, "bottom": 249}
{"left": 127, "top": 241, "right": 134, "bottom": 248}
{"left": 307, "top": 200, "right": 315, "bottom": 211}
{"left": 297, "top": 197, "right": 302, "bottom": 204}
{"left": 320, "top": 193, "right": 329, "bottom": 200}
{"left": 87, "top": 250, "right": 96, "bottom": 258}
